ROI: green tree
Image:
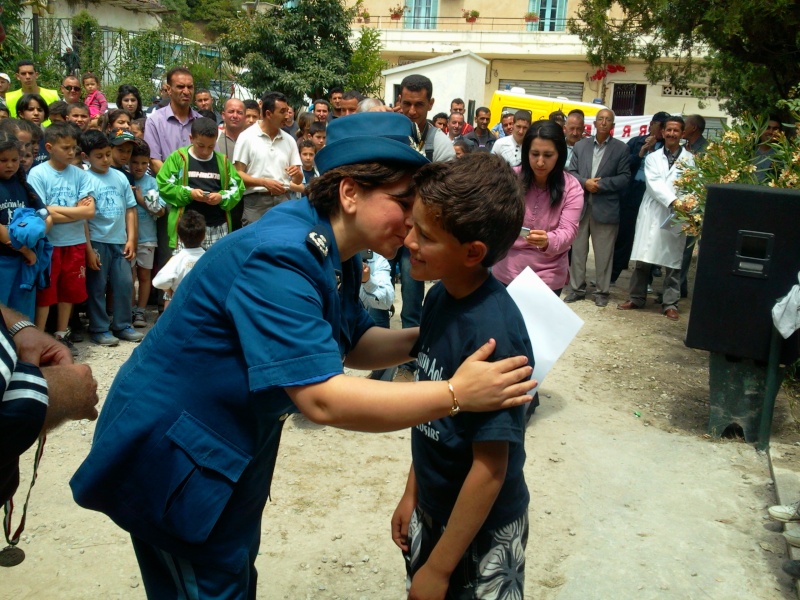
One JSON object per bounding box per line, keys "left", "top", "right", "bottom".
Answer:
{"left": 220, "top": 0, "right": 358, "bottom": 105}
{"left": 347, "top": 27, "right": 388, "bottom": 98}
{"left": 0, "top": 3, "right": 27, "bottom": 76}
{"left": 568, "top": 0, "right": 800, "bottom": 117}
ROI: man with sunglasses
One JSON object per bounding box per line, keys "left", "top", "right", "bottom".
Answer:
{"left": 61, "top": 76, "right": 82, "bottom": 105}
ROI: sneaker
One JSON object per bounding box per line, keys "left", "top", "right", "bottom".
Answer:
{"left": 785, "top": 526, "right": 800, "bottom": 548}
{"left": 66, "top": 325, "right": 83, "bottom": 343}
{"left": 91, "top": 331, "right": 119, "bottom": 346}
{"left": 132, "top": 310, "right": 147, "bottom": 328}
{"left": 55, "top": 332, "right": 79, "bottom": 357}
{"left": 113, "top": 326, "right": 144, "bottom": 343}
{"left": 564, "top": 292, "right": 585, "bottom": 303}
{"left": 393, "top": 368, "right": 416, "bottom": 383}
{"left": 769, "top": 500, "right": 800, "bottom": 523}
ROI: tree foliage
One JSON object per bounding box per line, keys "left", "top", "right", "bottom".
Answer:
{"left": 347, "top": 27, "right": 388, "bottom": 98}
{"left": 221, "top": 0, "right": 359, "bottom": 105}
{"left": 0, "top": 3, "right": 27, "bottom": 76}
{"left": 568, "top": 0, "right": 800, "bottom": 117}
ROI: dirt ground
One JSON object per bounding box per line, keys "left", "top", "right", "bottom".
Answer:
{"left": 3, "top": 263, "right": 800, "bottom": 599}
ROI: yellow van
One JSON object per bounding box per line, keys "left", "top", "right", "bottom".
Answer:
{"left": 488, "top": 88, "right": 607, "bottom": 129}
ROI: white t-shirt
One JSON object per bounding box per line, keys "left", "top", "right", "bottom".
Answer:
{"left": 152, "top": 247, "right": 205, "bottom": 292}
{"left": 491, "top": 135, "right": 523, "bottom": 167}
{"left": 232, "top": 122, "right": 301, "bottom": 195}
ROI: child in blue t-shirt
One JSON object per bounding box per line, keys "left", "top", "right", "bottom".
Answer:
{"left": 79, "top": 129, "right": 142, "bottom": 347}
{"left": 129, "top": 139, "right": 165, "bottom": 328}
{"left": 0, "top": 133, "right": 53, "bottom": 319}
{"left": 391, "top": 154, "right": 534, "bottom": 598}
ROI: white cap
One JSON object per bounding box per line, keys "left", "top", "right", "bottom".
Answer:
{"left": 0, "top": 73, "right": 10, "bottom": 83}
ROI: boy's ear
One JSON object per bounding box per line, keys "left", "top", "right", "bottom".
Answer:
{"left": 463, "top": 240, "right": 487, "bottom": 267}
{"left": 44, "top": 141, "right": 53, "bottom": 153}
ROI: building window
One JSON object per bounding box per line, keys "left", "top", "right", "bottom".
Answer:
{"left": 612, "top": 83, "right": 647, "bottom": 116}
{"left": 529, "top": 0, "right": 566, "bottom": 32}
{"left": 405, "top": 0, "right": 437, "bottom": 29}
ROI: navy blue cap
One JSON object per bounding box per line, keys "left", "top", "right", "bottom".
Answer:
{"left": 315, "top": 112, "right": 430, "bottom": 174}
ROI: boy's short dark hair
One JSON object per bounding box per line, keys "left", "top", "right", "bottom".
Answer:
{"left": 131, "top": 138, "right": 151, "bottom": 159}
{"left": 191, "top": 117, "right": 219, "bottom": 139}
{"left": 309, "top": 121, "right": 326, "bottom": 135}
{"left": 243, "top": 99, "right": 259, "bottom": 112}
{"left": 66, "top": 102, "right": 89, "bottom": 115}
{"left": 49, "top": 100, "right": 68, "bottom": 118}
{"left": 44, "top": 121, "right": 79, "bottom": 145}
{"left": 132, "top": 117, "right": 147, "bottom": 132}
{"left": 413, "top": 153, "right": 524, "bottom": 267}
{"left": 80, "top": 129, "right": 111, "bottom": 154}
{"left": 197, "top": 109, "right": 217, "bottom": 121}
{"left": 297, "top": 139, "right": 316, "bottom": 152}
{"left": 177, "top": 210, "right": 206, "bottom": 248}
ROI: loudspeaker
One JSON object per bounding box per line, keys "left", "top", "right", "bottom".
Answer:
{"left": 685, "top": 184, "right": 800, "bottom": 363}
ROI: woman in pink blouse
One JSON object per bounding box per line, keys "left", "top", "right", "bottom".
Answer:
{"left": 493, "top": 120, "right": 583, "bottom": 296}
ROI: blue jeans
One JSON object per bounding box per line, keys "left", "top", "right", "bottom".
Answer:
{"left": 399, "top": 247, "right": 423, "bottom": 372}
{"left": 86, "top": 242, "right": 134, "bottom": 333}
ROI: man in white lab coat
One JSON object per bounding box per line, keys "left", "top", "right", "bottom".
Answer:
{"left": 617, "top": 116, "right": 694, "bottom": 321}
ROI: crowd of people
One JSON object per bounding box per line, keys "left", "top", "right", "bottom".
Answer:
{"left": 0, "top": 57, "right": 785, "bottom": 597}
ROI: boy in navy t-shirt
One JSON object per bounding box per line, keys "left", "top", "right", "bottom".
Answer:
{"left": 391, "top": 153, "right": 534, "bottom": 598}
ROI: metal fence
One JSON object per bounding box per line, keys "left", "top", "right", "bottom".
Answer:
{"left": 355, "top": 16, "right": 569, "bottom": 32}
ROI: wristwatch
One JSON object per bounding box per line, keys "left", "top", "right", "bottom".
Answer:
{"left": 8, "top": 320, "right": 36, "bottom": 336}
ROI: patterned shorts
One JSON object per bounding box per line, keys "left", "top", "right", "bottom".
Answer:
{"left": 404, "top": 507, "right": 528, "bottom": 599}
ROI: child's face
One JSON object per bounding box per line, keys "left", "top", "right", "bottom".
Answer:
{"left": 20, "top": 101, "right": 45, "bottom": 126}
{"left": 245, "top": 109, "right": 260, "bottom": 126}
{"left": 300, "top": 147, "right": 316, "bottom": 170}
{"left": 72, "top": 146, "right": 83, "bottom": 167}
{"left": 46, "top": 137, "right": 77, "bottom": 168}
{"left": 20, "top": 150, "right": 33, "bottom": 172}
{"left": 111, "top": 143, "right": 134, "bottom": 167}
{"left": 50, "top": 113, "right": 65, "bottom": 122}
{"left": 83, "top": 78, "right": 98, "bottom": 93}
{"left": 0, "top": 148, "right": 21, "bottom": 179}
{"left": 190, "top": 134, "right": 217, "bottom": 160}
{"left": 454, "top": 146, "right": 465, "bottom": 159}
{"left": 111, "top": 114, "right": 131, "bottom": 131}
{"left": 130, "top": 123, "right": 143, "bottom": 139}
{"left": 405, "top": 198, "right": 470, "bottom": 283}
{"left": 0, "top": 109, "right": 9, "bottom": 121}
{"left": 88, "top": 147, "right": 113, "bottom": 173}
{"left": 67, "top": 108, "right": 90, "bottom": 131}
{"left": 129, "top": 155, "right": 150, "bottom": 180}
{"left": 312, "top": 132, "right": 326, "bottom": 150}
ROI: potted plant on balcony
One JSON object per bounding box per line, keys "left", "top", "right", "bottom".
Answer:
{"left": 389, "top": 4, "right": 406, "bottom": 20}
{"left": 462, "top": 9, "right": 479, "bottom": 22}
{"left": 523, "top": 11, "right": 539, "bottom": 22}
{"left": 360, "top": 9, "right": 371, "bottom": 23}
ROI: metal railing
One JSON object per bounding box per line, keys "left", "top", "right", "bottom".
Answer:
{"left": 355, "top": 16, "right": 568, "bottom": 32}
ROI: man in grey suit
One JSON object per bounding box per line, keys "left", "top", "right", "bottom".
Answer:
{"left": 566, "top": 108, "right": 631, "bottom": 307}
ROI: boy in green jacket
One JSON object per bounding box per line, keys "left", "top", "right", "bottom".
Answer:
{"left": 156, "top": 117, "right": 244, "bottom": 250}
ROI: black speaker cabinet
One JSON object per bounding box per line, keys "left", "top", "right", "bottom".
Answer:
{"left": 685, "top": 184, "right": 800, "bottom": 363}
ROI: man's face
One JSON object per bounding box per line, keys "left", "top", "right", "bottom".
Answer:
{"left": 223, "top": 100, "right": 245, "bottom": 132}
{"left": 762, "top": 120, "right": 782, "bottom": 144}
{"left": 266, "top": 100, "right": 290, "bottom": 130}
{"left": 339, "top": 97, "right": 359, "bottom": 116}
{"left": 594, "top": 110, "right": 614, "bottom": 137}
{"left": 564, "top": 115, "right": 584, "bottom": 145}
{"left": 330, "top": 92, "right": 343, "bottom": 109}
{"left": 432, "top": 117, "right": 447, "bottom": 130}
{"left": 195, "top": 91, "right": 213, "bottom": 111}
{"left": 245, "top": 108, "right": 260, "bottom": 126}
{"left": 0, "top": 78, "right": 9, "bottom": 95}
{"left": 475, "top": 110, "right": 490, "bottom": 133}
{"left": 16, "top": 65, "right": 37, "bottom": 90}
{"left": 448, "top": 114, "right": 464, "bottom": 137}
{"left": 512, "top": 119, "right": 530, "bottom": 143}
{"left": 501, "top": 115, "right": 514, "bottom": 136}
{"left": 168, "top": 73, "right": 194, "bottom": 109}
{"left": 284, "top": 105, "right": 295, "bottom": 125}
{"left": 314, "top": 103, "right": 329, "bottom": 121}
{"left": 450, "top": 102, "right": 465, "bottom": 115}
{"left": 399, "top": 88, "right": 434, "bottom": 129}
{"left": 662, "top": 120, "right": 684, "bottom": 150}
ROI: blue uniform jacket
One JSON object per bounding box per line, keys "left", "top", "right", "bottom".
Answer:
{"left": 70, "top": 198, "right": 373, "bottom": 574}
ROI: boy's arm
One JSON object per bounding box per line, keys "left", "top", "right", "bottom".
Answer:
{"left": 48, "top": 199, "right": 95, "bottom": 223}
{"left": 218, "top": 157, "right": 245, "bottom": 210}
{"left": 409, "top": 441, "right": 508, "bottom": 599}
{"left": 391, "top": 465, "right": 418, "bottom": 552}
{"left": 84, "top": 221, "right": 100, "bottom": 270}
{"left": 123, "top": 206, "right": 137, "bottom": 260}
{"left": 156, "top": 153, "right": 193, "bottom": 208}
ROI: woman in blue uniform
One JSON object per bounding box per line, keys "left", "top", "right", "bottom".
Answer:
{"left": 70, "top": 111, "right": 535, "bottom": 599}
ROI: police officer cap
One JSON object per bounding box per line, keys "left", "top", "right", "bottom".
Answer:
{"left": 315, "top": 112, "right": 430, "bottom": 174}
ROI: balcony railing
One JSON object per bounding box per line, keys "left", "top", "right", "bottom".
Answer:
{"left": 355, "top": 16, "right": 568, "bottom": 32}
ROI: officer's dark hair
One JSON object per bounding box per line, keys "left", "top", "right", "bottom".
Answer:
{"left": 684, "top": 114, "right": 705, "bottom": 133}
{"left": 307, "top": 163, "right": 417, "bottom": 216}
{"left": 413, "top": 153, "right": 524, "bottom": 267}
{"left": 310, "top": 121, "right": 326, "bottom": 136}
{"left": 177, "top": 210, "right": 206, "bottom": 249}
{"left": 261, "top": 91, "right": 288, "bottom": 115}
{"left": 131, "top": 138, "right": 151, "bottom": 159}
{"left": 191, "top": 117, "right": 219, "bottom": 138}
{"left": 399, "top": 74, "right": 432, "bottom": 100}
{"left": 80, "top": 129, "right": 111, "bottom": 154}
{"left": 664, "top": 115, "right": 685, "bottom": 130}
{"left": 44, "top": 121, "right": 79, "bottom": 145}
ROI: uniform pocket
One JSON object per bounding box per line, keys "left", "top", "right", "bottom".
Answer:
{"left": 159, "top": 411, "right": 252, "bottom": 544}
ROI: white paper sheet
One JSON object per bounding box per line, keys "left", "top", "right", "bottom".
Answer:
{"left": 506, "top": 267, "right": 585, "bottom": 394}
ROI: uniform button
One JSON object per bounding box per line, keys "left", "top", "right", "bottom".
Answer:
{"left": 279, "top": 413, "right": 289, "bottom": 421}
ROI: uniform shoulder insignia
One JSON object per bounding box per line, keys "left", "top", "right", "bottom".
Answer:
{"left": 306, "top": 227, "right": 329, "bottom": 259}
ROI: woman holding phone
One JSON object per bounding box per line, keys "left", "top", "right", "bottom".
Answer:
{"left": 493, "top": 120, "right": 584, "bottom": 296}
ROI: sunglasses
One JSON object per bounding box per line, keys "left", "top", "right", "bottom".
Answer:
{"left": 62, "top": 85, "right": 81, "bottom": 92}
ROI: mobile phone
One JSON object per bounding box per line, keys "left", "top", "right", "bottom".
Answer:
{"left": 202, "top": 191, "right": 210, "bottom": 196}
{"left": 364, "top": 249, "right": 374, "bottom": 260}
{"left": 519, "top": 227, "right": 531, "bottom": 238}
